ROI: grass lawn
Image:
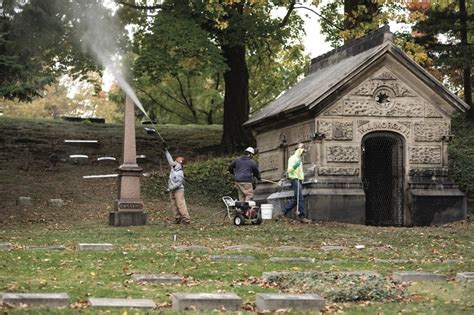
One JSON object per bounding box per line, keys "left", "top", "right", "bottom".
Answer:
{"left": 1, "top": 218, "right": 473, "bottom": 314}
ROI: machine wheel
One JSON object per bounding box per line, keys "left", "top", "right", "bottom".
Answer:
{"left": 233, "top": 214, "right": 245, "bottom": 226}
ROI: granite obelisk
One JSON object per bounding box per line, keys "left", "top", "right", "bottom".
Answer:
{"left": 109, "top": 95, "right": 147, "bottom": 226}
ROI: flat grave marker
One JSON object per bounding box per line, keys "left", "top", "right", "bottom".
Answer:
{"left": 173, "top": 245, "right": 209, "bottom": 252}
{"left": 269, "top": 257, "right": 315, "bottom": 263}
{"left": 64, "top": 140, "right": 98, "bottom": 144}
{"left": 209, "top": 255, "right": 255, "bottom": 261}
{"left": 27, "top": 245, "right": 65, "bottom": 251}
{"left": 83, "top": 174, "right": 118, "bottom": 179}
{"left": 78, "top": 243, "right": 113, "bottom": 251}
{"left": 223, "top": 245, "right": 259, "bottom": 251}
{"left": 172, "top": 293, "right": 242, "bottom": 311}
{"left": 0, "top": 242, "right": 13, "bottom": 249}
{"left": 48, "top": 199, "right": 64, "bottom": 208}
{"left": 256, "top": 293, "right": 325, "bottom": 312}
{"left": 1, "top": 293, "right": 69, "bottom": 307}
{"left": 16, "top": 196, "right": 32, "bottom": 206}
{"left": 321, "top": 245, "right": 347, "bottom": 251}
{"left": 88, "top": 298, "right": 155, "bottom": 309}
{"left": 456, "top": 272, "right": 474, "bottom": 281}
{"left": 132, "top": 273, "right": 182, "bottom": 284}
{"left": 393, "top": 271, "right": 446, "bottom": 282}
{"left": 276, "top": 245, "right": 307, "bottom": 252}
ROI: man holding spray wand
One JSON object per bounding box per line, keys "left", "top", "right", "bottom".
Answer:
{"left": 279, "top": 143, "right": 311, "bottom": 223}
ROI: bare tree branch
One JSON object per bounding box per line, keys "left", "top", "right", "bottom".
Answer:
{"left": 279, "top": 0, "right": 296, "bottom": 27}
{"left": 134, "top": 85, "right": 195, "bottom": 123}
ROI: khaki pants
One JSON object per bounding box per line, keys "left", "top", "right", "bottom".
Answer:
{"left": 235, "top": 182, "right": 254, "bottom": 202}
{"left": 170, "top": 190, "right": 190, "bottom": 222}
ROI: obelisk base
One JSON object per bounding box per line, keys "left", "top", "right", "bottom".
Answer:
{"left": 109, "top": 211, "right": 147, "bottom": 226}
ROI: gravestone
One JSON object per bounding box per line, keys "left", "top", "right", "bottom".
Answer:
{"left": 172, "top": 293, "right": 242, "bottom": 311}
{"left": 276, "top": 245, "right": 307, "bottom": 252}
{"left": 1, "top": 293, "right": 69, "bottom": 307}
{"left": 209, "top": 255, "right": 255, "bottom": 261}
{"left": 109, "top": 95, "right": 147, "bottom": 226}
{"left": 88, "top": 298, "right": 155, "bottom": 309}
{"left": 393, "top": 271, "right": 446, "bottom": 282}
{"left": 224, "top": 245, "right": 259, "bottom": 251}
{"left": 48, "top": 199, "right": 64, "bottom": 208}
{"left": 321, "top": 245, "right": 347, "bottom": 251}
{"left": 173, "top": 245, "right": 209, "bottom": 252}
{"left": 68, "top": 155, "right": 89, "bottom": 165}
{"left": 27, "top": 245, "right": 65, "bottom": 250}
{"left": 456, "top": 272, "right": 474, "bottom": 281}
{"left": 0, "top": 242, "right": 13, "bottom": 249}
{"left": 269, "top": 257, "right": 314, "bottom": 263}
{"left": 132, "top": 273, "right": 182, "bottom": 284}
{"left": 256, "top": 293, "right": 325, "bottom": 312}
{"left": 17, "top": 196, "right": 32, "bottom": 206}
{"left": 78, "top": 243, "right": 113, "bottom": 250}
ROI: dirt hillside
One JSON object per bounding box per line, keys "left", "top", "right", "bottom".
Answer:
{"left": 0, "top": 117, "right": 222, "bottom": 226}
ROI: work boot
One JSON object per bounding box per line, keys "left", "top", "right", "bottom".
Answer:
{"left": 174, "top": 218, "right": 182, "bottom": 224}
{"left": 298, "top": 216, "right": 311, "bottom": 224}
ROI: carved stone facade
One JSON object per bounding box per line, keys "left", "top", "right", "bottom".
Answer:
{"left": 250, "top": 30, "right": 467, "bottom": 226}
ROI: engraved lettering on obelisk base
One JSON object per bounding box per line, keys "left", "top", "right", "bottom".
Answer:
{"left": 109, "top": 95, "right": 147, "bottom": 226}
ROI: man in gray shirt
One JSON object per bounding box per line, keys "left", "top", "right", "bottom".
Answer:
{"left": 165, "top": 148, "right": 191, "bottom": 224}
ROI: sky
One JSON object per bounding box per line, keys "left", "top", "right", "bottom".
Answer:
{"left": 101, "top": 1, "right": 411, "bottom": 91}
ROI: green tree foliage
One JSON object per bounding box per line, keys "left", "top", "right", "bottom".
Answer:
{"left": 412, "top": 0, "right": 473, "bottom": 110}
{"left": 119, "top": 0, "right": 307, "bottom": 151}
{"left": 0, "top": 0, "right": 63, "bottom": 101}
{"left": 0, "top": 0, "right": 126, "bottom": 103}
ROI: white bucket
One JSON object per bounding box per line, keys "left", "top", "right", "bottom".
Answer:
{"left": 260, "top": 204, "right": 273, "bottom": 220}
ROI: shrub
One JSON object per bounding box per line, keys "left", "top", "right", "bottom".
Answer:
{"left": 449, "top": 115, "right": 474, "bottom": 214}
{"left": 144, "top": 156, "right": 237, "bottom": 202}
{"left": 267, "top": 271, "right": 405, "bottom": 302}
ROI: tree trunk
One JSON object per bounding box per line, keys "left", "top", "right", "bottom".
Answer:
{"left": 459, "top": 0, "right": 473, "bottom": 116}
{"left": 220, "top": 44, "right": 254, "bottom": 152}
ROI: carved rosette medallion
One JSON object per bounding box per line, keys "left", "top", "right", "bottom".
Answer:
{"left": 327, "top": 145, "right": 359, "bottom": 163}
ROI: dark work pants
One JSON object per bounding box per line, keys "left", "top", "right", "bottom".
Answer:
{"left": 284, "top": 179, "right": 305, "bottom": 216}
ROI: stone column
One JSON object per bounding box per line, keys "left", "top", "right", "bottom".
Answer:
{"left": 109, "top": 95, "right": 147, "bottom": 226}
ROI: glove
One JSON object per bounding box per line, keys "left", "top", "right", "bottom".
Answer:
{"left": 165, "top": 188, "right": 170, "bottom": 193}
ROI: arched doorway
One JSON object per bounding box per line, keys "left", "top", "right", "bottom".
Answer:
{"left": 362, "top": 131, "right": 404, "bottom": 226}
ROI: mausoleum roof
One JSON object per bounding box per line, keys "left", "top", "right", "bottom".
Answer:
{"left": 244, "top": 25, "right": 469, "bottom": 128}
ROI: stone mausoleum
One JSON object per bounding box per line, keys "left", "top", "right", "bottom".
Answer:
{"left": 245, "top": 26, "right": 469, "bottom": 226}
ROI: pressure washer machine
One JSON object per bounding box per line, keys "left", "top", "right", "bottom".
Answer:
{"left": 222, "top": 196, "right": 262, "bottom": 226}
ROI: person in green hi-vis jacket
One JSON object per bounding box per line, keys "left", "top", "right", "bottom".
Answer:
{"left": 282, "top": 143, "right": 311, "bottom": 223}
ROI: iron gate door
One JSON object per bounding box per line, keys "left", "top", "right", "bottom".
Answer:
{"left": 362, "top": 132, "right": 404, "bottom": 226}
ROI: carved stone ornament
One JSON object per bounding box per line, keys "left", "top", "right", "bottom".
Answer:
{"left": 409, "top": 146, "right": 441, "bottom": 164}
{"left": 327, "top": 145, "right": 359, "bottom": 163}
{"left": 414, "top": 121, "right": 450, "bottom": 142}
{"left": 373, "top": 86, "right": 395, "bottom": 111}
{"left": 351, "top": 67, "right": 417, "bottom": 97}
{"left": 318, "top": 167, "right": 360, "bottom": 176}
{"left": 409, "top": 167, "right": 449, "bottom": 177}
{"left": 317, "top": 120, "right": 353, "bottom": 140}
